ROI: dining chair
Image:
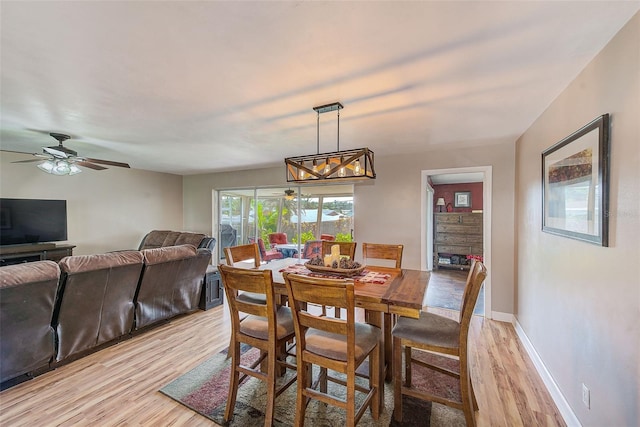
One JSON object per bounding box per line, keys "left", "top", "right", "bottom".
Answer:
{"left": 392, "top": 260, "right": 487, "bottom": 426}
{"left": 224, "top": 243, "right": 261, "bottom": 268}
{"left": 223, "top": 243, "right": 267, "bottom": 356}
{"left": 362, "top": 243, "right": 403, "bottom": 269}
{"left": 321, "top": 241, "right": 357, "bottom": 318}
{"left": 219, "top": 264, "right": 297, "bottom": 427}
{"left": 283, "top": 272, "right": 381, "bottom": 427}
{"left": 320, "top": 233, "right": 335, "bottom": 241}
{"left": 362, "top": 242, "right": 404, "bottom": 377}
{"left": 321, "top": 240, "right": 357, "bottom": 261}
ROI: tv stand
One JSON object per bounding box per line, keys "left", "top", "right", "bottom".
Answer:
{"left": 0, "top": 244, "right": 75, "bottom": 266}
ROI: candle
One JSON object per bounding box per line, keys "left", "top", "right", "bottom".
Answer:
{"left": 324, "top": 254, "right": 333, "bottom": 267}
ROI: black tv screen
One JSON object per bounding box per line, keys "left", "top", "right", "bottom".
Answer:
{"left": 0, "top": 198, "right": 68, "bottom": 246}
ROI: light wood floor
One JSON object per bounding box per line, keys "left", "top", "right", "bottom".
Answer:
{"left": 0, "top": 290, "right": 565, "bottom": 426}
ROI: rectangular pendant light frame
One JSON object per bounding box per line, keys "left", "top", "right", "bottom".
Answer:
{"left": 285, "top": 147, "right": 375, "bottom": 183}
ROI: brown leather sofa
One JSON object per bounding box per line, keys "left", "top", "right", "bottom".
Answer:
{"left": 0, "top": 236, "right": 213, "bottom": 389}
{"left": 139, "top": 230, "right": 215, "bottom": 251}
{"left": 53, "top": 250, "right": 144, "bottom": 364}
{"left": 0, "top": 261, "right": 60, "bottom": 387}
{"left": 134, "top": 244, "right": 211, "bottom": 330}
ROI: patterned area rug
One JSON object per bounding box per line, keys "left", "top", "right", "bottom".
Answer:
{"left": 160, "top": 345, "right": 466, "bottom": 426}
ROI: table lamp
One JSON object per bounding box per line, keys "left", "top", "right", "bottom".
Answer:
{"left": 436, "top": 198, "right": 446, "bottom": 212}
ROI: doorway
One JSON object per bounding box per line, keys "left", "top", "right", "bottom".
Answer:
{"left": 421, "top": 166, "right": 492, "bottom": 318}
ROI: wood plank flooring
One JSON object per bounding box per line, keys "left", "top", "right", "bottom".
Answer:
{"left": 0, "top": 278, "right": 564, "bottom": 426}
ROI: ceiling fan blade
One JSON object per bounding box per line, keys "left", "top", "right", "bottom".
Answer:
{"left": 83, "top": 157, "right": 130, "bottom": 168}
{"left": 75, "top": 161, "right": 108, "bottom": 170}
{"left": 12, "top": 158, "right": 45, "bottom": 163}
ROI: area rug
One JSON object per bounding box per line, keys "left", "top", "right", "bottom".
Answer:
{"left": 160, "top": 344, "right": 466, "bottom": 426}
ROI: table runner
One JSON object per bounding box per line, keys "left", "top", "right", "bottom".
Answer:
{"left": 279, "top": 264, "right": 391, "bottom": 284}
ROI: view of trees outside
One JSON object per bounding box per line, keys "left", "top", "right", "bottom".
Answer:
{"left": 218, "top": 187, "right": 353, "bottom": 262}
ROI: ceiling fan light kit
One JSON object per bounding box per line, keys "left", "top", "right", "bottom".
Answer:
{"left": 12, "top": 132, "right": 131, "bottom": 175}
{"left": 285, "top": 102, "right": 375, "bottom": 183}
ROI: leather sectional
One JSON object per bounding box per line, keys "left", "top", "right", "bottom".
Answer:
{"left": 0, "top": 231, "right": 214, "bottom": 389}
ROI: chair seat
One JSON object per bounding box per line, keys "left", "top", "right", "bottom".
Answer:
{"left": 241, "top": 306, "right": 295, "bottom": 340}
{"left": 306, "top": 322, "right": 381, "bottom": 362}
{"left": 392, "top": 311, "right": 460, "bottom": 353}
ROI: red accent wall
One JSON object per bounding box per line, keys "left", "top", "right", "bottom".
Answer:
{"left": 433, "top": 182, "right": 483, "bottom": 213}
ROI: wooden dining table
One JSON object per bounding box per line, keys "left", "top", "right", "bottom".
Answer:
{"left": 256, "top": 257, "right": 431, "bottom": 389}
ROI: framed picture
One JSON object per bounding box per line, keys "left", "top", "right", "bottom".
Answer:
{"left": 542, "top": 114, "right": 610, "bottom": 246}
{"left": 454, "top": 191, "right": 471, "bottom": 208}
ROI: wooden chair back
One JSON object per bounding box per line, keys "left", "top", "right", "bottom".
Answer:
{"left": 223, "top": 243, "right": 260, "bottom": 267}
{"left": 458, "top": 260, "right": 487, "bottom": 332}
{"left": 283, "top": 273, "right": 355, "bottom": 343}
{"left": 362, "top": 243, "right": 404, "bottom": 269}
{"left": 218, "top": 264, "right": 276, "bottom": 326}
{"left": 321, "top": 241, "right": 357, "bottom": 260}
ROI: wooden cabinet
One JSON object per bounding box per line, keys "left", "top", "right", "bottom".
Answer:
{"left": 434, "top": 213, "right": 482, "bottom": 270}
{"left": 0, "top": 244, "right": 75, "bottom": 266}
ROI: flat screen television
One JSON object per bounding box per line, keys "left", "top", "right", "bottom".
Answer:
{"left": 0, "top": 198, "right": 68, "bottom": 246}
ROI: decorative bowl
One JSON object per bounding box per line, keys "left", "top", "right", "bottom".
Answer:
{"left": 304, "top": 262, "right": 365, "bottom": 277}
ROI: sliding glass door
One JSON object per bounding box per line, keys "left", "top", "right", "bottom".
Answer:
{"left": 217, "top": 185, "right": 353, "bottom": 264}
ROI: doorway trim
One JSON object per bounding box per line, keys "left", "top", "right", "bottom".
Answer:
{"left": 421, "top": 166, "right": 492, "bottom": 318}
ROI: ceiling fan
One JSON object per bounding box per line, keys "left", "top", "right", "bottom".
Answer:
{"left": 11, "top": 132, "right": 130, "bottom": 175}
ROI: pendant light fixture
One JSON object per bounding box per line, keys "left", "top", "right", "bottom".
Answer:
{"left": 284, "top": 102, "right": 375, "bottom": 183}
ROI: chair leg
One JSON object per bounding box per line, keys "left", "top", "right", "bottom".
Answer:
{"left": 384, "top": 313, "right": 393, "bottom": 381}
{"left": 370, "top": 343, "right": 380, "bottom": 420}
{"left": 347, "top": 364, "right": 356, "bottom": 427}
{"left": 404, "top": 346, "right": 412, "bottom": 387}
{"left": 294, "top": 361, "right": 309, "bottom": 427}
{"left": 264, "top": 350, "right": 276, "bottom": 427}
{"left": 224, "top": 339, "right": 240, "bottom": 422}
{"left": 460, "top": 358, "right": 477, "bottom": 427}
{"left": 393, "top": 337, "right": 403, "bottom": 422}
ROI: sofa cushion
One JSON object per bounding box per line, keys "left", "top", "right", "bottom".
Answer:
{"left": 141, "top": 244, "right": 197, "bottom": 265}
{"left": 0, "top": 261, "right": 60, "bottom": 383}
{"left": 59, "top": 250, "right": 143, "bottom": 273}
{"left": 139, "top": 230, "right": 208, "bottom": 250}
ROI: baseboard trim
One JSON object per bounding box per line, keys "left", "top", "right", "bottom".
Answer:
{"left": 490, "top": 310, "right": 514, "bottom": 323}
{"left": 513, "top": 319, "right": 581, "bottom": 427}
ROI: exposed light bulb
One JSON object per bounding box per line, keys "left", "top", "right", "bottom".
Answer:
{"left": 312, "top": 159, "right": 318, "bottom": 178}
{"left": 324, "top": 157, "right": 331, "bottom": 175}
{"left": 338, "top": 156, "right": 346, "bottom": 177}
{"left": 353, "top": 159, "right": 363, "bottom": 176}
{"left": 298, "top": 161, "right": 306, "bottom": 180}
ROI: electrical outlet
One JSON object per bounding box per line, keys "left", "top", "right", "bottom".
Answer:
{"left": 582, "top": 383, "right": 590, "bottom": 409}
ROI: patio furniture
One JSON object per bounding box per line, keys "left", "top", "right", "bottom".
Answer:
{"left": 250, "top": 238, "right": 284, "bottom": 262}
{"left": 268, "top": 233, "right": 288, "bottom": 246}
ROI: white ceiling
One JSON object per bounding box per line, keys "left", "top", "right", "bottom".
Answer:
{"left": 1, "top": 1, "right": 638, "bottom": 176}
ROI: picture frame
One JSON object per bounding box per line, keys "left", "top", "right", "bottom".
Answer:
{"left": 542, "top": 114, "right": 610, "bottom": 246}
{"left": 454, "top": 191, "right": 471, "bottom": 208}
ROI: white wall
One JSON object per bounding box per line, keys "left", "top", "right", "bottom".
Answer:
{"left": 1, "top": 151, "right": 184, "bottom": 255}
{"left": 515, "top": 13, "right": 639, "bottom": 426}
